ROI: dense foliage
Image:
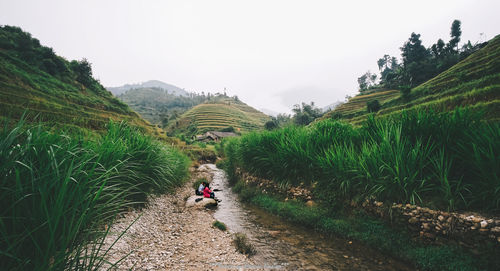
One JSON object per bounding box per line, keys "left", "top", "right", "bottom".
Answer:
{"left": 264, "top": 102, "right": 324, "bottom": 130}
{"left": 358, "top": 20, "right": 487, "bottom": 92}
{"left": 0, "top": 119, "right": 190, "bottom": 270}
{"left": 0, "top": 25, "right": 103, "bottom": 92}
{"left": 325, "top": 34, "right": 499, "bottom": 125}
{"left": 222, "top": 109, "right": 500, "bottom": 212}
{"left": 117, "top": 88, "right": 211, "bottom": 127}
{"left": 0, "top": 25, "right": 160, "bottom": 134}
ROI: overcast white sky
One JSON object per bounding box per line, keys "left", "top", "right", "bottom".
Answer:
{"left": 1, "top": 0, "right": 499, "bottom": 113}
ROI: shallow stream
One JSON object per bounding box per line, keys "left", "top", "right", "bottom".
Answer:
{"left": 206, "top": 164, "right": 414, "bottom": 270}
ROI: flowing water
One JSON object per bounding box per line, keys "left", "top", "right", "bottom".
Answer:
{"left": 206, "top": 164, "right": 414, "bottom": 270}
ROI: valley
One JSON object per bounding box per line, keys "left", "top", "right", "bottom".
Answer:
{"left": 0, "top": 17, "right": 499, "bottom": 271}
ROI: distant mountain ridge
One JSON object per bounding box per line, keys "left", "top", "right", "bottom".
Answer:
{"left": 117, "top": 88, "right": 209, "bottom": 127}
{"left": 107, "top": 80, "right": 188, "bottom": 96}
{"left": 322, "top": 101, "right": 343, "bottom": 112}
{"left": 259, "top": 108, "right": 280, "bottom": 117}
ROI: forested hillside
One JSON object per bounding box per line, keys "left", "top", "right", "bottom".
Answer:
{"left": 117, "top": 87, "right": 209, "bottom": 127}
{"left": 322, "top": 30, "right": 499, "bottom": 124}
{"left": 0, "top": 25, "right": 191, "bottom": 270}
{"left": 0, "top": 25, "right": 161, "bottom": 135}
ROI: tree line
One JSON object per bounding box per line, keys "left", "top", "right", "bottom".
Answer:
{"left": 0, "top": 25, "right": 102, "bottom": 92}
{"left": 358, "top": 20, "right": 487, "bottom": 94}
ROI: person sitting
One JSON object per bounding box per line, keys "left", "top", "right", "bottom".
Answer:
{"left": 203, "top": 183, "right": 215, "bottom": 199}
{"left": 196, "top": 181, "right": 205, "bottom": 196}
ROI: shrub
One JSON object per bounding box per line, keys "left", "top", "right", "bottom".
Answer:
{"left": 367, "top": 99, "right": 381, "bottom": 112}
{"left": 233, "top": 233, "right": 256, "bottom": 256}
{"left": 212, "top": 220, "right": 227, "bottom": 231}
{"left": 193, "top": 178, "right": 209, "bottom": 190}
{"left": 220, "top": 126, "right": 235, "bottom": 133}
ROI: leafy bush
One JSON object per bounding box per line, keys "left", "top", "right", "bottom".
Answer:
{"left": 367, "top": 99, "right": 381, "bottom": 112}
{"left": 212, "top": 220, "right": 227, "bottom": 231}
{"left": 220, "top": 126, "right": 235, "bottom": 133}
{"left": 233, "top": 233, "right": 256, "bottom": 256}
{"left": 193, "top": 178, "right": 209, "bottom": 190}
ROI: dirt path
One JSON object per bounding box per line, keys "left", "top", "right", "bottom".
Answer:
{"left": 102, "top": 166, "right": 251, "bottom": 270}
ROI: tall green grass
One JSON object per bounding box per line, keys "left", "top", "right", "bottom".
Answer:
{"left": 222, "top": 108, "right": 500, "bottom": 212}
{"left": 0, "top": 119, "right": 189, "bottom": 270}
{"left": 236, "top": 183, "right": 499, "bottom": 271}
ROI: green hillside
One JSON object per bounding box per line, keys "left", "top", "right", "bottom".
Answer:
{"left": 0, "top": 25, "right": 161, "bottom": 136}
{"left": 323, "top": 34, "right": 500, "bottom": 124}
{"left": 167, "top": 96, "right": 271, "bottom": 137}
{"left": 330, "top": 89, "right": 400, "bottom": 119}
{"left": 117, "top": 87, "right": 208, "bottom": 127}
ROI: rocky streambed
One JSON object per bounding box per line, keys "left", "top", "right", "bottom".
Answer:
{"left": 102, "top": 164, "right": 414, "bottom": 270}
{"left": 101, "top": 165, "right": 250, "bottom": 270}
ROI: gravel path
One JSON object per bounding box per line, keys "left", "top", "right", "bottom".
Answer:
{"left": 101, "top": 166, "right": 252, "bottom": 270}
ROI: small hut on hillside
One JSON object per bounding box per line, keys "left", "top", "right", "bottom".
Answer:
{"left": 195, "top": 131, "right": 238, "bottom": 142}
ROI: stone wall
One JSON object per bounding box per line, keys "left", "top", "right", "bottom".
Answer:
{"left": 235, "top": 168, "right": 500, "bottom": 248}
{"left": 362, "top": 199, "right": 500, "bottom": 247}
{"left": 235, "top": 168, "right": 313, "bottom": 202}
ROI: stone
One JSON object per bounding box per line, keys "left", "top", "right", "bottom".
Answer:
{"left": 438, "top": 215, "right": 445, "bottom": 222}
{"left": 185, "top": 196, "right": 217, "bottom": 208}
{"left": 408, "top": 217, "right": 418, "bottom": 224}
{"left": 490, "top": 227, "right": 500, "bottom": 233}
{"left": 480, "top": 220, "right": 488, "bottom": 228}
{"left": 305, "top": 200, "right": 316, "bottom": 207}
{"left": 375, "top": 201, "right": 383, "bottom": 207}
{"left": 424, "top": 232, "right": 435, "bottom": 239}
{"left": 422, "top": 223, "right": 430, "bottom": 230}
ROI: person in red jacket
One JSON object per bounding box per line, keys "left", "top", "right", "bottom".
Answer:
{"left": 203, "top": 183, "right": 215, "bottom": 198}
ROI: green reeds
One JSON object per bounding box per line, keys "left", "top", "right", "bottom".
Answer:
{"left": 0, "top": 119, "right": 189, "bottom": 270}
{"left": 223, "top": 108, "right": 500, "bottom": 212}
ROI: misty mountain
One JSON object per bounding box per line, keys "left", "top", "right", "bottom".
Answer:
{"left": 107, "top": 80, "right": 188, "bottom": 96}
{"left": 322, "top": 101, "right": 343, "bottom": 112}
{"left": 259, "top": 108, "right": 280, "bottom": 117}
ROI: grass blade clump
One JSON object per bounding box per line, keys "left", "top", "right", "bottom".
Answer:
{"left": 0, "top": 119, "right": 189, "bottom": 270}
{"left": 223, "top": 107, "right": 500, "bottom": 212}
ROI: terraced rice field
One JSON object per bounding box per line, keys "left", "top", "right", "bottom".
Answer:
{"left": 169, "top": 99, "right": 270, "bottom": 135}
{"left": 323, "top": 34, "right": 500, "bottom": 125}
{"left": 330, "top": 89, "right": 400, "bottom": 119}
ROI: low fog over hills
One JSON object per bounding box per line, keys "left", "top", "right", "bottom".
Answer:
{"left": 107, "top": 80, "right": 188, "bottom": 96}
